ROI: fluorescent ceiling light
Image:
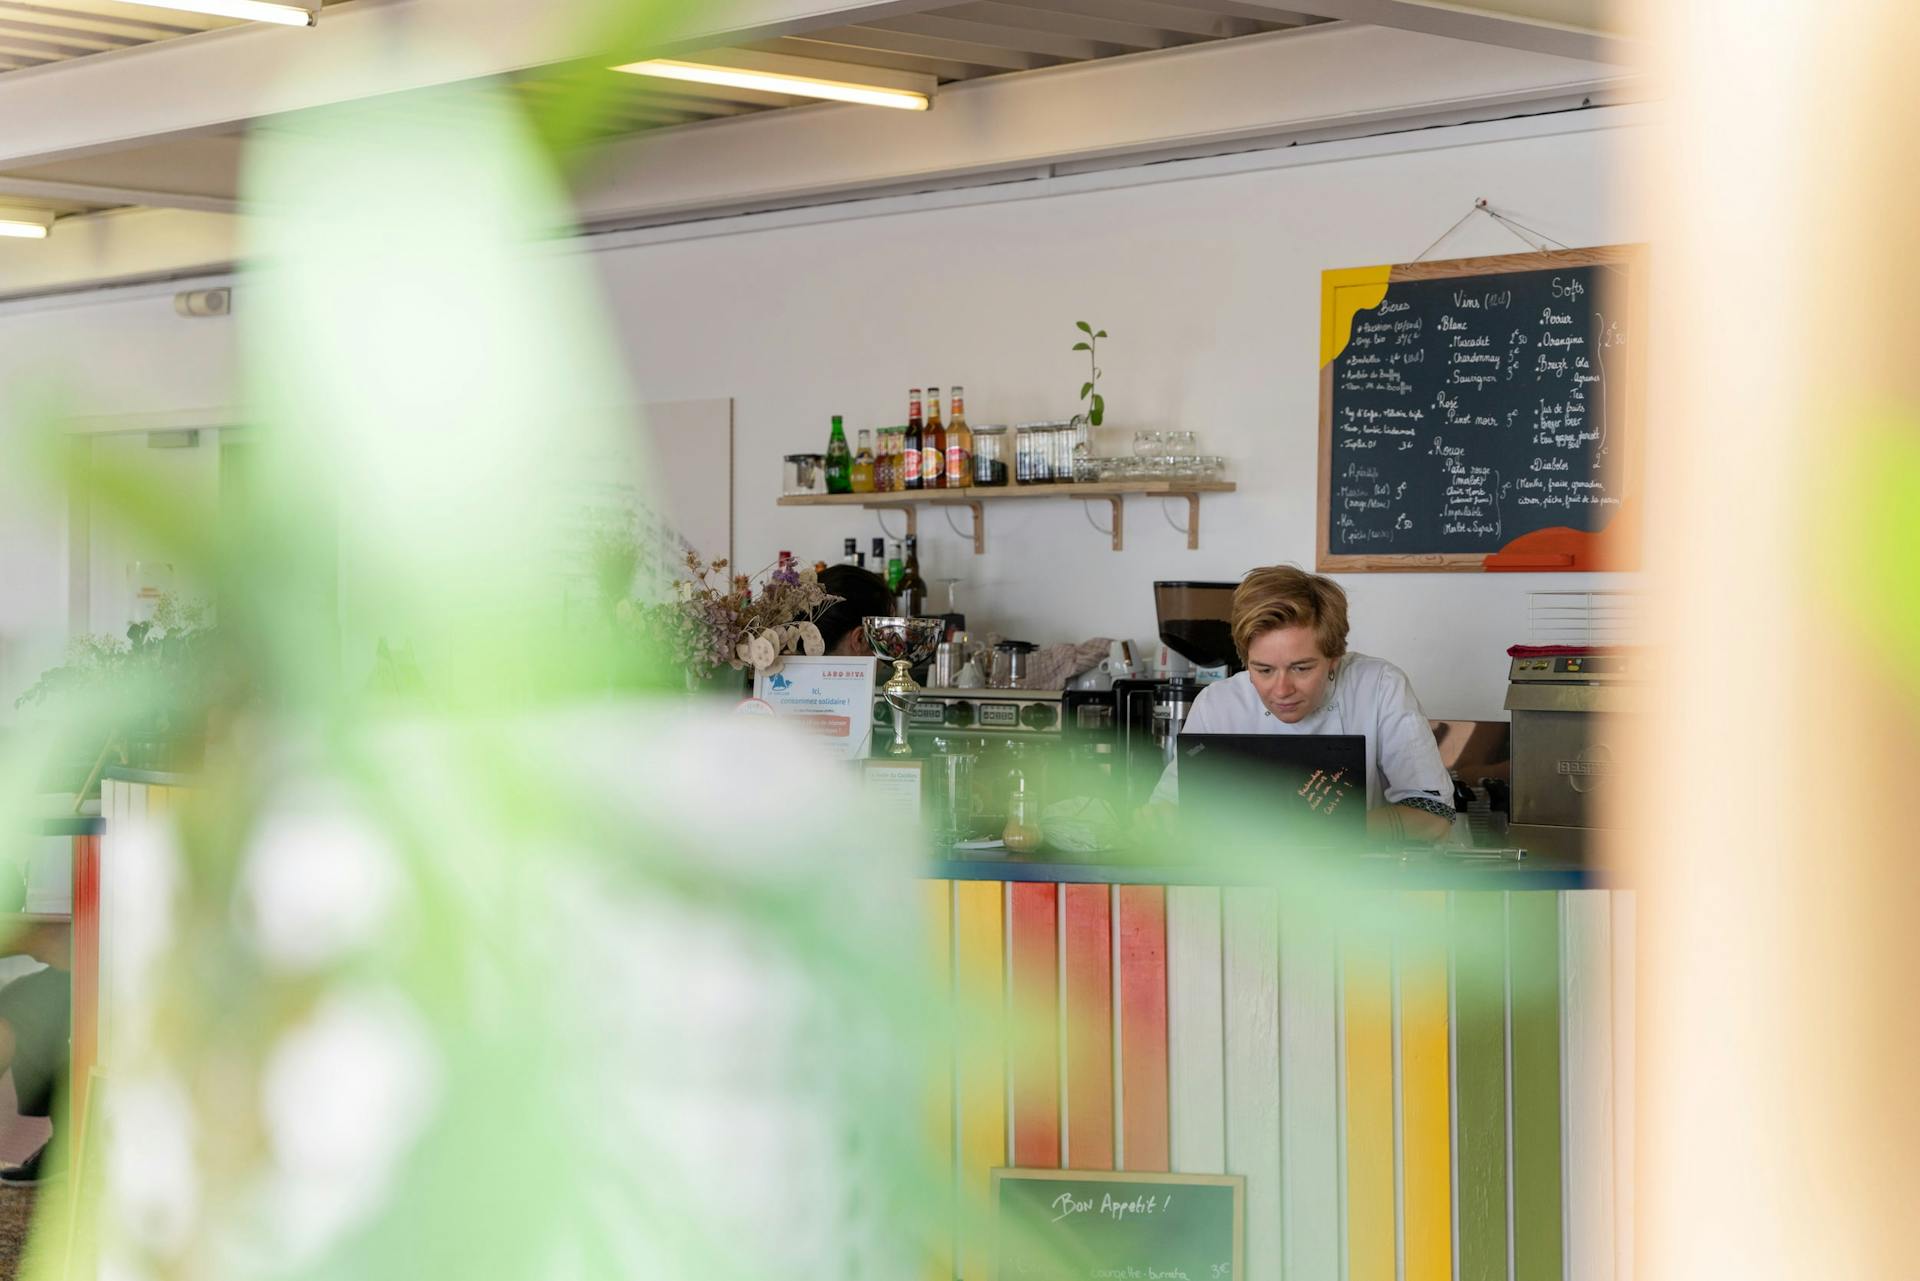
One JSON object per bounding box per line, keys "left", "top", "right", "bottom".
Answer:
{"left": 119, "top": 0, "right": 317, "bottom": 27}
{"left": 612, "top": 57, "right": 931, "bottom": 111}
{"left": 0, "top": 207, "right": 53, "bottom": 239}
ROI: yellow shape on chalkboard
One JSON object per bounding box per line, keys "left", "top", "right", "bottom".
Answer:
{"left": 1320, "top": 265, "right": 1394, "bottom": 368}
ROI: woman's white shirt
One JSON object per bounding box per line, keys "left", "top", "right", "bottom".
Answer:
{"left": 1148, "top": 653, "right": 1453, "bottom": 812}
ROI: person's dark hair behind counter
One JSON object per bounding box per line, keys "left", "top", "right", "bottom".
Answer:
{"left": 814, "top": 564, "right": 895, "bottom": 656}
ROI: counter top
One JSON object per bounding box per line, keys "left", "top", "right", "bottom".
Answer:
{"left": 928, "top": 848, "right": 1601, "bottom": 891}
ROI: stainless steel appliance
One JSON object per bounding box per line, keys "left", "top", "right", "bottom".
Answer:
{"left": 1503, "top": 649, "right": 1644, "bottom": 861}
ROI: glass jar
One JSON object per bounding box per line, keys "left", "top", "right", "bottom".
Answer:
{"left": 1052, "top": 424, "right": 1078, "bottom": 485}
{"left": 1018, "top": 422, "right": 1054, "bottom": 484}
{"left": 1014, "top": 426, "right": 1035, "bottom": 485}
{"left": 972, "top": 425, "right": 1009, "bottom": 486}
{"left": 783, "top": 453, "right": 827, "bottom": 496}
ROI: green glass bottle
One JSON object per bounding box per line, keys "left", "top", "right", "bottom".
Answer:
{"left": 825, "top": 414, "right": 852, "bottom": 494}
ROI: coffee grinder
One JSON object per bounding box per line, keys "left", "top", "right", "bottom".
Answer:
{"left": 1110, "top": 581, "right": 1241, "bottom": 810}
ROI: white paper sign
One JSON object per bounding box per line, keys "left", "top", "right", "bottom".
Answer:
{"left": 753, "top": 657, "right": 879, "bottom": 759}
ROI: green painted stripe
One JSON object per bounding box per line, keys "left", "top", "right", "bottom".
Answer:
{"left": 1509, "top": 893, "right": 1565, "bottom": 1281}
{"left": 1451, "top": 893, "right": 1508, "bottom": 1281}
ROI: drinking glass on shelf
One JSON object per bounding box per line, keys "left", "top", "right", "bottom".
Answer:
{"left": 1132, "top": 430, "right": 1155, "bottom": 461}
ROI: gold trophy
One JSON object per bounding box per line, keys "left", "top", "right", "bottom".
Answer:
{"left": 862, "top": 616, "right": 946, "bottom": 757}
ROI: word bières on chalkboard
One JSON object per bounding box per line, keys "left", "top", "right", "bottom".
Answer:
{"left": 1318, "top": 247, "right": 1643, "bottom": 571}
{"left": 995, "top": 1169, "right": 1245, "bottom": 1281}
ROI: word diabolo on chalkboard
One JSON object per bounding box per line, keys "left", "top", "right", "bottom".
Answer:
{"left": 993, "top": 1168, "right": 1245, "bottom": 1281}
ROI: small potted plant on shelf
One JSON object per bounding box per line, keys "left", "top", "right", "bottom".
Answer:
{"left": 1072, "top": 320, "right": 1108, "bottom": 427}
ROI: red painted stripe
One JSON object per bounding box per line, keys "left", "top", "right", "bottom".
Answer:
{"left": 1117, "top": 885, "right": 1171, "bottom": 1171}
{"left": 71, "top": 835, "right": 100, "bottom": 1131}
{"left": 1009, "top": 883, "right": 1061, "bottom": 1168}
{"left": 1062, "top": 883, "right": 1114, "bottom": 1169}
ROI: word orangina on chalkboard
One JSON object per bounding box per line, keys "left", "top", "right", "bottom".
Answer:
{"left": 1316, "top": 245, "right": 1647, "bottom": 572}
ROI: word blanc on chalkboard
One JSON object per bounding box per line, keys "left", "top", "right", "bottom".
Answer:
{"left": 994, "top": 1168, "right": 1245, "bottom": 1281}
{"left": 1316, "top": 246, "right": 1645, "bottom": 572}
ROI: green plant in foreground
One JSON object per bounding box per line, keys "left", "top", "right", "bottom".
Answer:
{"left": 1072, "top": 319, "right": 1108, "bottom": 426}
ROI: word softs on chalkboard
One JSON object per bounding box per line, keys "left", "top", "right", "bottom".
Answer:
{"left": 1318, "top": 247, "right": 1644, "bottom": 572}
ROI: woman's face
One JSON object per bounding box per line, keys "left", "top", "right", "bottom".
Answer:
{"left": 1245, "top": 625, "right": 1334, "bottom": 724}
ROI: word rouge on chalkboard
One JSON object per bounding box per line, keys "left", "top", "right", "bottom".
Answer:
{"left": 1316, "top": 246, "right": 1645, "bottom": 572}
{"left": 994, "top": 1168, "right": 1245, "bottom": 1281}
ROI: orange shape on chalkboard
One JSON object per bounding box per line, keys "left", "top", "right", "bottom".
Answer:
{"left": 1482, "top": 494, "right": 1642, "bottom": 571}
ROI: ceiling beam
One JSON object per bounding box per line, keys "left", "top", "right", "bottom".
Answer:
{"left": 0, "top": 0, "right": 962, "bottom": 169}
{"left": 1254, "top": 0, "right": 1641, "bottom": 64}
{"left": 570, "top": 22, "right": 1640, "bottom": 226}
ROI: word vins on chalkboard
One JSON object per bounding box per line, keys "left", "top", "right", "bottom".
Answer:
{"left": 994, "top": 1169, "right": 1245, "bottom": 1281}
{"left": 1317, "top": 246, "right": 1645, "bottom": 572}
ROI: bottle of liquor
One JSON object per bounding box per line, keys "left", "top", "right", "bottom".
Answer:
{"left": 946, "top": 386, "right": 972, "bottom": 488}
{"left": 897, "top": 535, "right": 929, "bottom": 616}
{"left": 873, "top": 429, "right": 891, "bottom": 494}
{"left": 825, "top": 415, "right": 852, "bottom": 494}
{"left": 924, "top": 387, "right": 946, "bottom": 490}
{"left": 871, "top": 537, "right": 887, "bottom": 579}
{"left": 851, "top": 429, "right": 874, "bottom": 494}
{"left": 886, "top": 540, "right": 904, "bottom": 593}
{"left": 841, "top": 537, "right": 860, "bottom": 567}
{"left": 903, "top": 390, "right": 924, "bottom": 491}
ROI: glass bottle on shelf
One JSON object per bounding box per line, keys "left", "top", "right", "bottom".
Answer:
{"left": 871, "top": 537, "right": 887, "bottom": 576}
{"left": 825, "top": 415, "right": 852, "bottom": 494}
{"left": 1003, "top": 769, "right": 1042, "bottom": 854}
{"left": 897, "top": 534, "right": 928, "bottom": 616}
{"left": 886, "top": 541, "right": 905, "bottom": 593}
{"left": 841, "top": 538, "right": 860, "bottom": 567}
{"left": 851, "top": 429, "right": 874, "bottom": 494}
{"left": 872, "top": 429, "right": 890, "bottom": 494}
{"left": 946, "top": 386, "right": 972, "bottom": 488}
{"left": 904, "top": 391, "right": 924, "bottom": 491}
{"left": 924, "top": 387, "right": 946, "bottom": 490}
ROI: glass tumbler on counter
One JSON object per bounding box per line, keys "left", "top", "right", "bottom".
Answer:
{"left": 972, "top": 426, "right": 1009, "bottom": 486}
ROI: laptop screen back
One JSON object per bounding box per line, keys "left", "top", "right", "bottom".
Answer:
{"left": 1177, "top": 733, "right": 1368, "bottom": 846}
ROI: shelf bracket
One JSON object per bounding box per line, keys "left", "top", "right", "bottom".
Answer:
{"left": 1161, "top": 493, "right": 1202, "bottom": 550}
{"left": 1077, "top": 495, "right": 1124, "bottom": 551}
{"left": 938, "top": 500, "right": 985, "bottom": 554}
{"left": 867, "top": 504, "right": 914, "bottom": 540}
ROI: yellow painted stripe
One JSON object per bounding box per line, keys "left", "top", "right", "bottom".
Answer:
{"left": 1343, "top": 919, "right": 1395, "bottom": 1281}
{"left": 1399, "top": 893, "right": 1453, "bottom": 1281}
{"left": 1320, "top": 264, "right": 1394, "bottom": 366}
{"left": 954, "top": 881, "right": 1007, "bottom": 1281}
{"left": 923, "top": 880, "right": 954, "bottom": 1281}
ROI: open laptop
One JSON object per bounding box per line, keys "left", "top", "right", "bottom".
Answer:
{"left": 1176, "top": 733, "right": 1369, "bottom": 846}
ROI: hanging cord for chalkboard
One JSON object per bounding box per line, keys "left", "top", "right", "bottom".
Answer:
{"left": 1419, "top": 199, "right": 1632, "bottom": 277}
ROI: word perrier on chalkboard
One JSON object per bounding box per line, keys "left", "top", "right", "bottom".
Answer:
{"left": 1317, "top": 246, "right": 1645, "bottom": 572}
{"left": 994, "top": 1168, "right": 1244, "bottom": 1281}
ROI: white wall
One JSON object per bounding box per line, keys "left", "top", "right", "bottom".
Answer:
{"left": 0, "top": 289, "right": 236, "bottom": 720}
{"left": 0, "top": 109, "right": 1648, "bottom": 721}
{"left": 600, "top": 110, "right": 1649, "bottom": 717}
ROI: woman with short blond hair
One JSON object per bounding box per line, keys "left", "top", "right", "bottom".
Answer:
{"left": 1151, "top": 565, "right": 1455, "bottom": 843}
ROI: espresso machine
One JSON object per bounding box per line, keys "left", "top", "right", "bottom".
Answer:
{"left": 1107, "top": 581, "right": 1241, "bottom": 811}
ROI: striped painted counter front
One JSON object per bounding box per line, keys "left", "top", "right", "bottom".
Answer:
{"left": 922, "top": 874, "right": 1631, "bottom": 1281}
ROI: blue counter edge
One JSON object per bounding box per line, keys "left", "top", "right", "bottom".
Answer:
{"left": 928, "top": 856, "right": 1602, "bottom": 891}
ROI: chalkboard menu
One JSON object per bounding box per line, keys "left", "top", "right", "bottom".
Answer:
{"left": 993, "top": 1168, "right": 1244, "bottom": 1281}
{"left": 1317, "top": 246, "right": 1645, "bottom": 571}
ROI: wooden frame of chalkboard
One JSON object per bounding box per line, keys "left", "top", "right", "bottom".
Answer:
{"left": 1317, "top": 244, "right": 1647, "bottom": 572}
{"left": 992, "top": 1166, "right": 1247, "bottom": 1281}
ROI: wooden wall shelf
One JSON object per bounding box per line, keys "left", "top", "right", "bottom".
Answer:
{"left": 776, "top": 480, "right": 1235, "bottom": 553}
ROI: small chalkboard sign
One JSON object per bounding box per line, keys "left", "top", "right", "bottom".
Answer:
{"left": 993, "top": 1168, "right": 1245, "bottom": 1281}
{"left": 1317, "top": 245, "right": 1646, "bottom": 572}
